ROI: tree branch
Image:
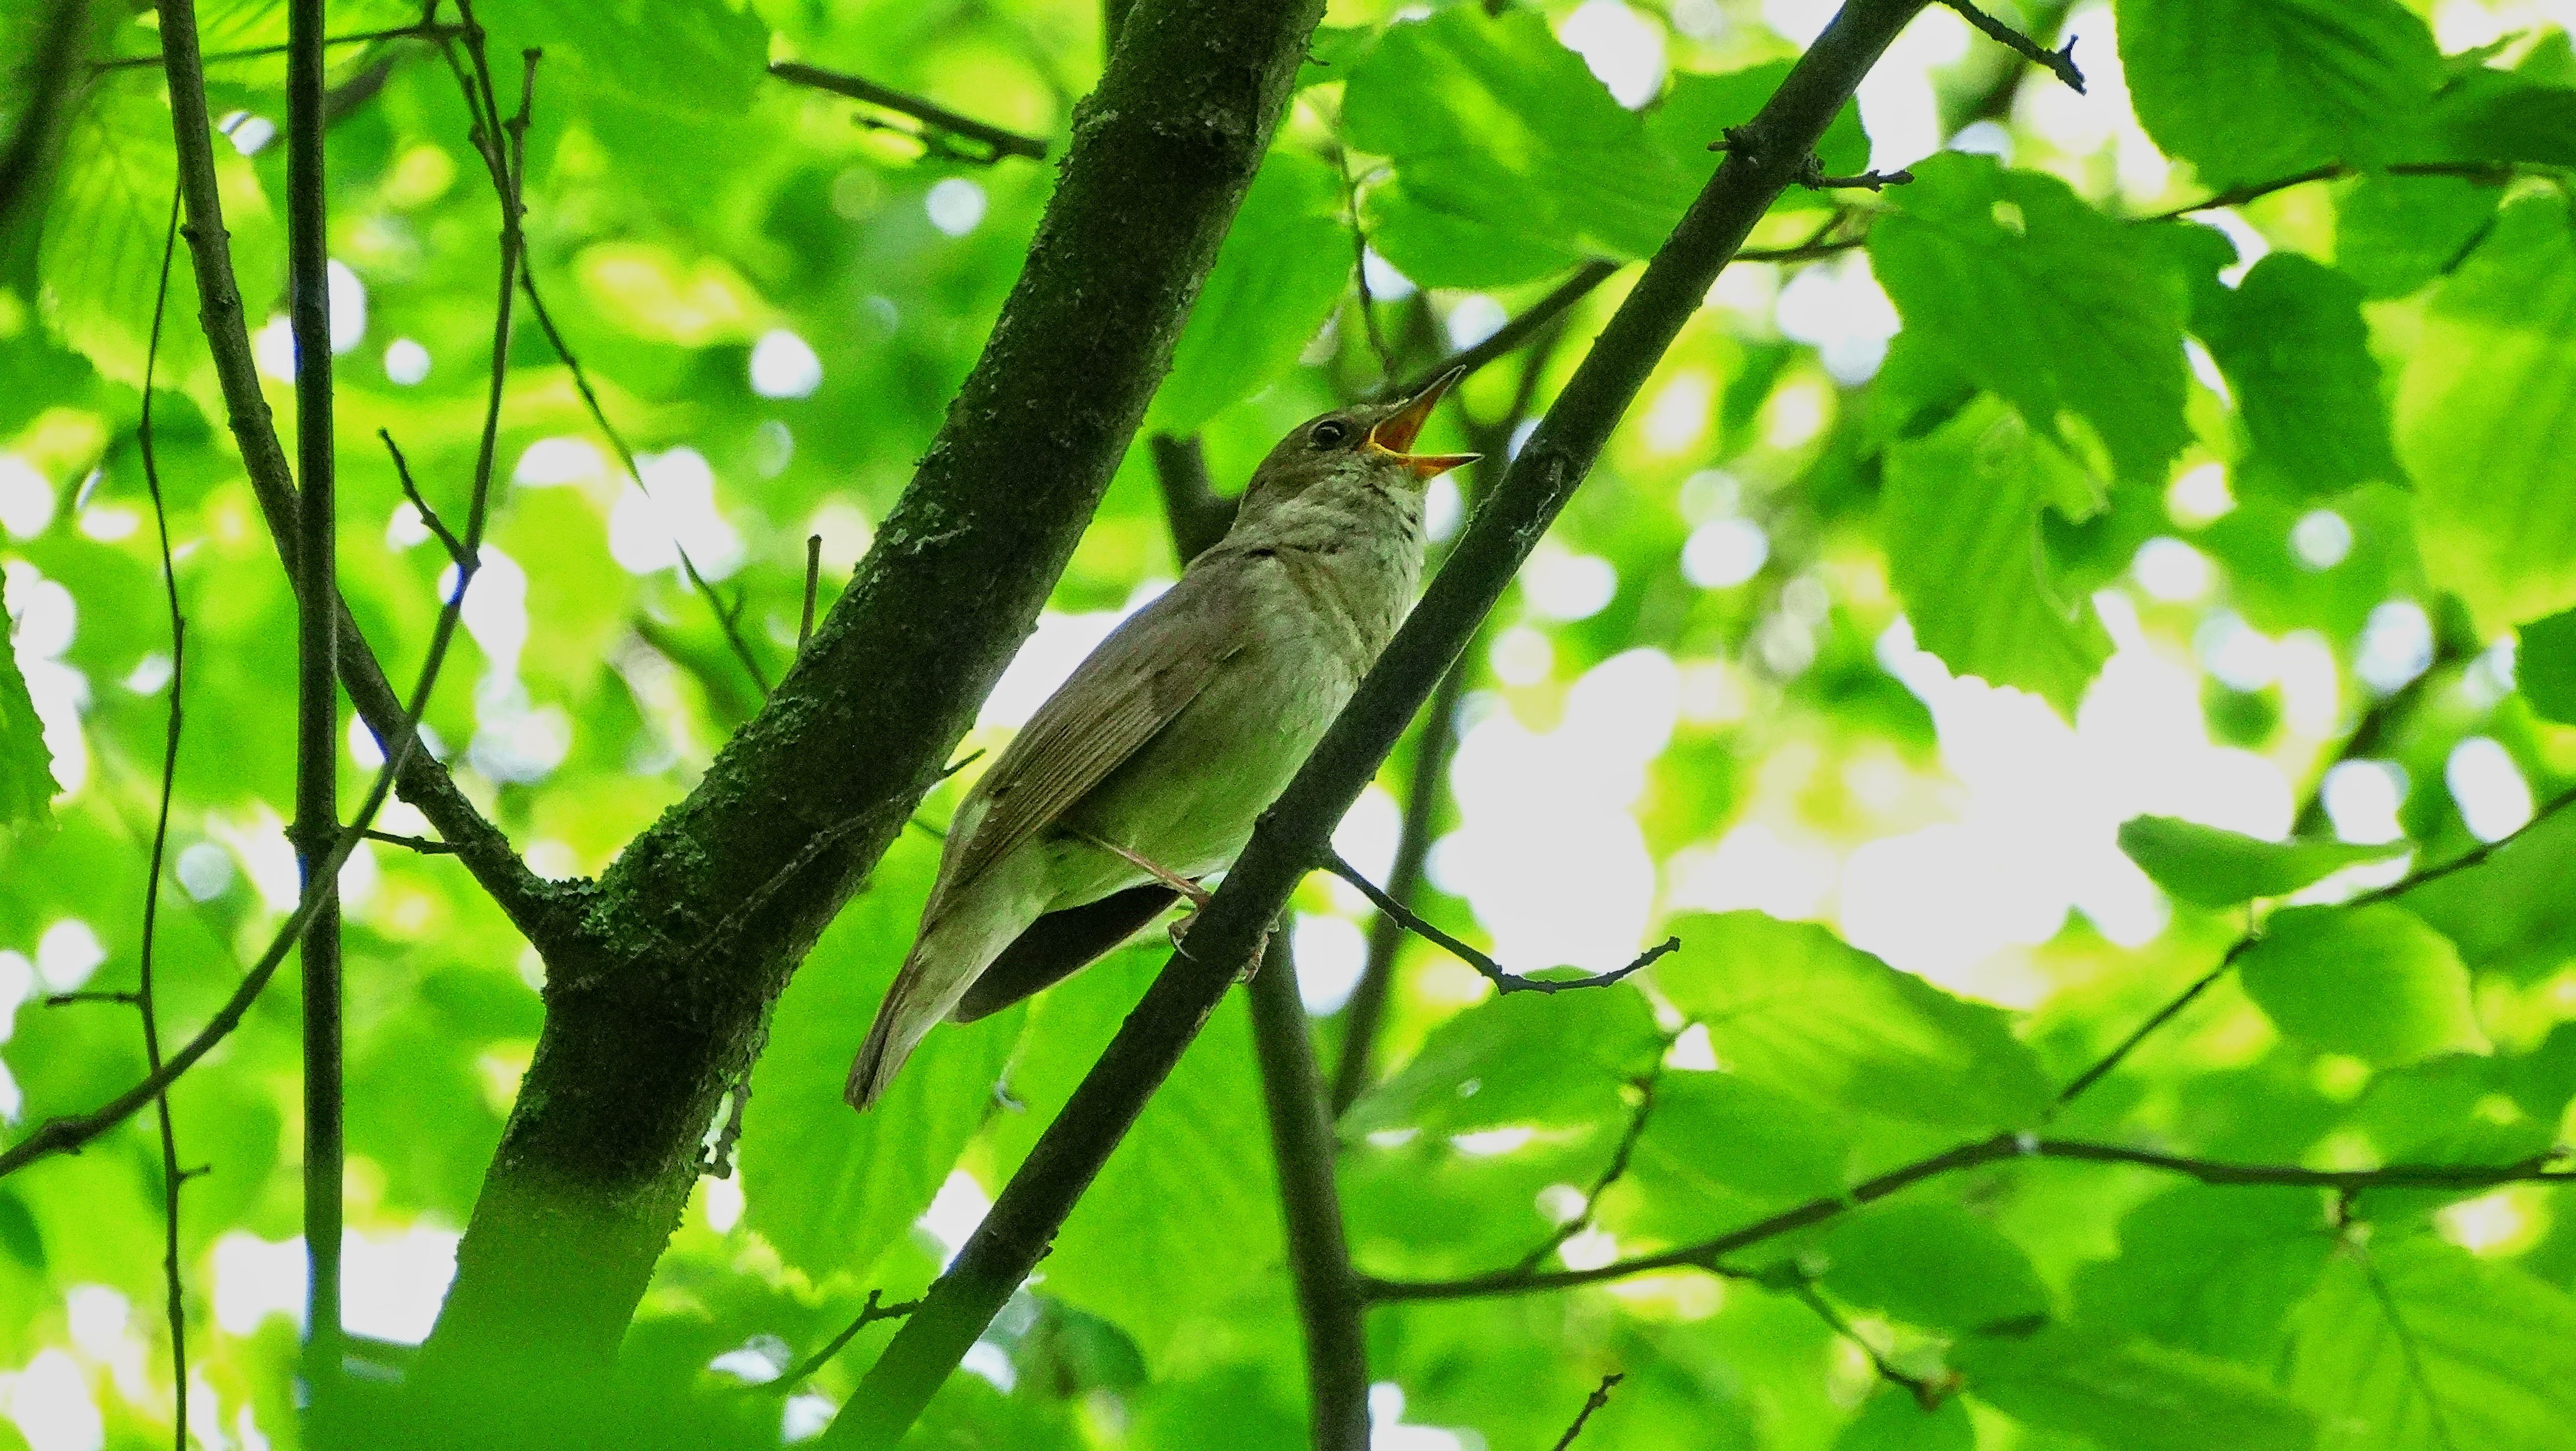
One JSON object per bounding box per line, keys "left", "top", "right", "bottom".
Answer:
{"left": 1517, "top": 1074, "right": 1658, "bottom": 1274}
{"left": 768, "top": 61, "right": 1047, "bottom": 163}
{"left": 753, "top": 1290, "right": 924, "bottom": 1397}
{"left": 824, "top": 5, "right": 1938, "bottom": 1444}
{"left": 0, "top": 0, "right": 84, "bottom": 232}
{"left": 420, "top": 0, "right": 1331, "bottom": 1387}
{"left": 1358, "top": 1134, "right": 2576, "bottom": 1302}
{"left": 95, "top": 21, "right": 466, "bottom": 73}
{"left": 1381, "top": 259, "right": 1619, "bottom": 402}
{"left": 1322, "top": 850, "right": 1678, "bottom": 996}
{"left": 1548, "top": 1373, "right": 1625, "bottom": 1451}
{"left": 1938, "top": 0, "right": 2083, "bottom": 93}
{"left": 1246, "top": 931, "right": 1371, "bottom": 1451}
{"left": 150, "top": 0, "right": 563, "bottom": 947}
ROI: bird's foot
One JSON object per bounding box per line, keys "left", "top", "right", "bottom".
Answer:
{"left": 1165, "top": 910, "right": 1273, "bottom": 986}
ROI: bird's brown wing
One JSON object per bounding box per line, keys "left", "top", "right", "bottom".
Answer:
{"left": 932, "top": 562, "right": 1250, "bottom": 914}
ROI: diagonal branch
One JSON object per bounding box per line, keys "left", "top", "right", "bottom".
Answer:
{"left": 768, "top": 60, "right": 1048, "bottom": 163}
{"left": 1548, "top": 1373, "right": 1625, "bottom": 1451}
{"left": 1322, "top": 850, "right": 1679, "bottom": 996}
{"left": 1938, "top": 0, "right": 2083, "bottom": 92}
{"left": 823, "top": 5, "right": 1942, "bottom": 1444}
{"left": 151, "top": 0, "right": 564, "bottom": 946}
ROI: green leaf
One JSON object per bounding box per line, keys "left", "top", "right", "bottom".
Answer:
{"left": 1149, "top": 151, "right": 1351, "bottom": 432}
{"left": 1957, "top": 1321, "right": 2317, "bottom": 1451}
{"left": 2432, "top": 70, "right": 2576, "bottom": 167}
{"left": 495, "top": 0, "right": 770, "bottom": 118}
{"left": 0, "top": 568, "right": 57, "bottom": 827}
{"left": 2285, "top": 1239, "right": 2576, "bottom": 1451}
{"left": 2073, "top": 1186, "right": 2332, "bottom": 1364}
{"left": 2237, "top": 904, "right": 2487, "bottom": 1066}
{"left": 1342, "top": 8, "right": 1690, "bottom": 287}
{"left": 1628, "top": 1070, "right": 1852, "bottom": 1204}
{"left": 1643, "top": 62, "right": 1868, "bottom": 210}
{"left": 2397, "top": 194, "right": 2576, "bottom": 630}
{"left": 2116, "top": 815, "right": 2407, "bottom": 908}
{"left": 2399, "top": 803, "right": 2576, "bottom": 978}
{"left": 1346, "top": 982, "right": 1662, "bottom": 1135}
{"left": 1881, "top": 396, "right": 2114, "bottom": 717}
{"left": 1836, "top": 1392, "right": 1974, "bottom": 1451}
{"left": 2115, "top": 0, "right": 2440, "bottom": 185}
{"left": 2194, "top": 254, "right": 2401, "bottom": 496}
{"left": 2334, "top": 172, "right": 2501, "bottom": 300}
{"left": 2518, "top": 606, "right": 2576, "bottom": 724}
{"left": 1651, "top": 912, "right": 2053, "bottom": 1129}
{"left": 1818, "top": 1200, "right": 2051, "bottom": 1334}
{"left": 744, "top": 837, "right": 1028, "bottom": 1283}
{"left": 1869, "top": 153, "right": 2189, "bottom": 483}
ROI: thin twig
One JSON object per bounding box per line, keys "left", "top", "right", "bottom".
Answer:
{"left": 47, "top": 990, "right": 142, "bottom": 1007}
{"left": 1381, "top": 259, "right": 1620, "bottom": 403}
{"left": 1790, "top": 1284, "right": 1957, "bottom": 1410}
{"left": 1357, "top": 1134, "right": 2576, "bottom": 1302}
{"left": 1547, "top": 1373, "right": 1624, "bottom": 1451}
{"left": 1335, "top": 148, "right": 1397, "bottom": 379}
{"left": 364, "top": 829, "right": 457, "bottom": 855}
{"left": 1321, "top": 850, "right": 1677, "bottom": 996}
{"left": 755, "top": 1290, "right": 925, "bottom": 1395}
{"left": 2057, "top": 783, "right": 2576, "bottom": 1109}
{"left": 801, "top": 534, "right": 823, "bottom": 651}
{"left": 767, "top": 61, "right": 1046, "bottom": 163}
{"left": 1938, "top": 0, "right": 2083, "bottom": 92}
{"left": 513, "top": 274, "right": 775, "bottom": 695}
{"left": 138, "top": 180, "right": 194, "bottom": 1451}
{"left": 1517, "top": 1075, "right": 1658, "bottom": 1273}
{"left": 382, "top": 429, "right": 471, "bottom": 569}
{"left": 94, "top": 21, "right": 465, "bottom": 73}
{"left": 1797, "top": 157, "right": 1913, "bottom": 191}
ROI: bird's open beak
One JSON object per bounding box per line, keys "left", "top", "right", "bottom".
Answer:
{"left": 1368, "top": 366, "right": 1480, "bottom": 480}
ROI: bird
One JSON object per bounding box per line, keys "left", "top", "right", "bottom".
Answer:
{"left": 846, "top": 370, "right": 1477, "bottom": 1109}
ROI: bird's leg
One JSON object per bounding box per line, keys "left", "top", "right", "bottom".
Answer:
{"left": 1062, "top": 824, "right": 1267, "bottom": 979}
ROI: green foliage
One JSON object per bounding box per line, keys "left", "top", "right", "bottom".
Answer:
{"left": 8, "top": 1, "right": 2576, "bottom": 1446}
{"left": 1653, "top": 912, "right": 2052, "bottom": 1129}
{"left": 0, "top": 568, "right": 55, "bottom": 825}
{"left": 2237, "top": 904, "right": 2487, "bottom": 1066}
{"left": 2116, "top": 0, "right": 2441, "bottom": 184}
{"left": 1881, "top": 397, "right": 2113, "bottom": 716}
{"left": 2116, "top": 815, "right": 2406, "bottom": 907}
{"left": 1869, "top": 153, "right": 2188, "bottom": 483}
{"left": 2397, "top": 194, "right": 2576, "bottom": 629}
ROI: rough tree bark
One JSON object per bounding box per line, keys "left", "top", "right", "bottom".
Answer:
{"left": 411, "top": 0, "right": 1327, "bottom": 1391}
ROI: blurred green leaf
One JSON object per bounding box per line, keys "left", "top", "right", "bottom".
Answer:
{"left": 1343, "top": 8, "right": 1688, "bottom": 287}
{"left": 1958, "top": 1320, "right": 2317, "bottom": 1451}
{"left": 1652, "top": 912, "right": 2052, "bottom": 1129}
{"left": 2518, "top": 606, "right": 2576, "bottom": 724}
{"left": 2398, "top": 194, "right": 2576, "bottom": 630}
{"left": 2334, "top": 171, "right": 2501, "bottom": 300}
{"left": 1347, "top": 982, "right": 1662, "bottom": 1136}
{"left": 1628, "top": 1069, "right": 1852, "bottom": 1205}
{"left": 2238, "top": 904, "right": 2486, "bottom": 1066}
{"left": 0, "top": 568, "right": 56, "bottom": 826}
{"left": 1149, "top": 150, "right": 1351, "bottom": 433}
{"left": 2115, "top": 0, "right": 2440, "bottom": 185}
{"left": 1836, "top": 1392, "right": 1973, "bottom": 1451}
{"left": 2116, "top": 815, "right": 2406, "bottom": 907}
{"left": 2073, "top": 1185, "right": 2331, "bottom": 1364}
{"left": 1870, "top": 152, "right": 2188, "bottom": 483}
{"left": 1882, "top": 396, "right": 2113, "bottom": 717}
{"left": 2399, "top": 802, "right": 2576, "bottom": 978}
{"left": 1818, "top": 1200, "right": 2051, "bottom": 1334}
{"left": 2285, "top": 1239, "right": 2576, "bottom": 1451}
{"left": 2194, "top": 254, "right": 2401, "bottom": 496}
{"left": 2432, "top": 70, "right": 2576, "bottom": 166}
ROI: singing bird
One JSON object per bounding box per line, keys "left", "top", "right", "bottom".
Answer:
{"left": 847, "top": 371, "right": 1476, "bottom": 1109}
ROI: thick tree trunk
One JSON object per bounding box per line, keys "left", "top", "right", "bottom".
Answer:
{"left": 412, "top": 0, "right": 1326, "bottom": 1395}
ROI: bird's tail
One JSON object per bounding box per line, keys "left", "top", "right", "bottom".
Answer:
{"left": 847, "top": 867, "right": 1041, "bottom": 1110}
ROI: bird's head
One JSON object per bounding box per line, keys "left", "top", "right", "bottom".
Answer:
{"left": 1230, "top": 369, "right": 1479, "bottom": 540}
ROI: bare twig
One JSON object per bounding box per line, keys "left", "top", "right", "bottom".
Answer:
{"left": 1321, "top": 850, "right": 1678, "bottom": 996}
{"left": 801, "top": 534, "right": 823, "bottom": 651}
{"left": 1548, "top": 1373, "right": 1625, "bottom": 1451}
{"left": 138, "top": 180, "right": 195, "bottom": 1451}
{"left": 756, "top": 1290, "right": 925, "bottom": 1396}
{"left": 1517, "top": 1075, "right": 1658, "bottom": 1273}
{"left": 94, "top": 21, "right": 465, "bottom": 73}
{"left": 1358, "top": 1134, "right": 2576, "bottom": 1303}
{"left": 1797, "top": 157, "right": 1913, "bottom": 191}
{"left": 365, "top": 829, "right": 458, "bottom": 855}
{"left": 1791, "top": 1283, "right": 1957, "bottom": 1409}
{"left": 1335, "top": 149, "right": 1397, "bottom": 379}
{"left": 47, "top": 990, "right": 142, "bottom": 1007}
{"left": 382, "top": 429, "right": 471, "bottom": 570}
{"left": 1938, "top": 0, "right": 2083, "bottom": 92}
{"left": 767, "top": 61, "right": 1046, "bottom": 163}
{"left": 1380, "top": 259, "right": 1620, "bottom": 403}
{"left": 513, "top": 274, "right": 775, "bottom": 695}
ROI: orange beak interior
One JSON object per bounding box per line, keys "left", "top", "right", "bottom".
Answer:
{"left": 1368, "top": 367, "right": 1481, "bottom": 480}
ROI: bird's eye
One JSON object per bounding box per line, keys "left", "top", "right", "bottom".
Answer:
{"left": 1309, "top": 419, "right": 1352, "bottom": 449}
